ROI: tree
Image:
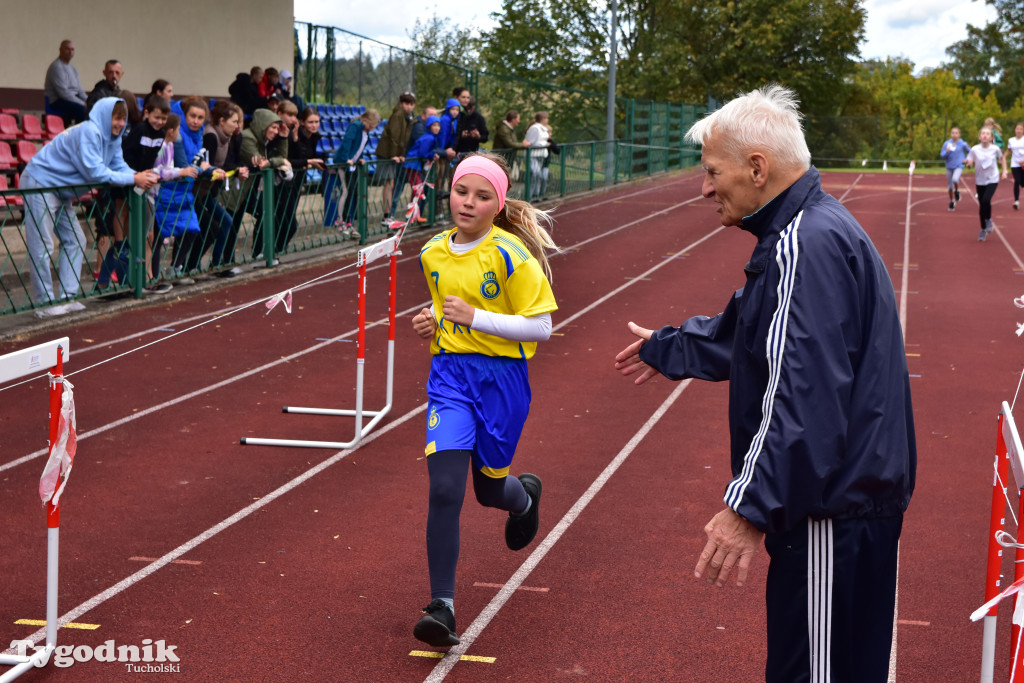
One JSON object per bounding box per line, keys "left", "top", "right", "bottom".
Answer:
{"left": 616, "top": 0, "right": 866, "bottom": 114}
{"left": 943, "top": 0, "right": 1024, "bottom": 110}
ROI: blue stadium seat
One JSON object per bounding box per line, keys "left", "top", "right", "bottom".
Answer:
{"left": 341, "top": 105, "right": 353, "bottom": 118}
{"left": 137, "top": 97, "right": 144, "bottom": 111}
{"left": 319, "top": 120, "right": 335, "bottom": 136}
{"left": 355, "top": 105, "right": 366, "bottom": 115}
{"left": 316, "top": 137, "right": 328, "bottom": 155}
{"left": 331, "top": 105, "right": 342, "bottom": 118}
{"left": 338, "top": 120, "right": 349, "bottom": 134}
{"left": 317, "top": 104, "right": 330, "bottom": 120}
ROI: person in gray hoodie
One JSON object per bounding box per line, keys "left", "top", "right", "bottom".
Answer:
{"left": 21, "top": 96, "right": 157, "bottom": 316}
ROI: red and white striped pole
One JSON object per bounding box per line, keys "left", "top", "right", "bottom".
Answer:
{"left": 44, "top": 349, "right": 64, "bottom": 656}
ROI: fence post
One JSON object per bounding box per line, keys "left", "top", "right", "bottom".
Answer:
{"left": 128, "top": 189, "right": 146, "bottom": 298}
{"left": 357, "top": 164, "right": 368, "bottom": 245}
{"left": 589, "top": 142, "right": 596, "bottom": 190}
{"left": 261, "top": 167, "right": 276, "bottom": 266}
{"left": 559, "top": 147, "right": 566, "bottom": 197}
{"left": 524, "top": 149, "right": 533, "bottom": 202}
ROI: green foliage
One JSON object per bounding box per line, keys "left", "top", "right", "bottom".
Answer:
{"left": 616, "top": 0, "right": 865, "bottom": 115}
{"left": 943, "top": 0, "right": 1024, "bottom": 111}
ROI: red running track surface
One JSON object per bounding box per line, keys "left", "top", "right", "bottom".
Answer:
{"left": 0, "top": 169, "right": 1020, "bottom": 681}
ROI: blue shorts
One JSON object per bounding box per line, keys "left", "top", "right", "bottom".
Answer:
{"left": 425, "top": 353, "right": 531, "bottom": 478}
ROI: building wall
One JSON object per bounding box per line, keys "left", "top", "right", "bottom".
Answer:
{"left": 0, "top": 0, "right": 294, "bottom": 109}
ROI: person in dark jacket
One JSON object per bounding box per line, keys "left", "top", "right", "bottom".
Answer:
{"left": 228, "top": 67, "right": 265, "bottom": 117}
{"left": 453, "top": 96, "right": 489, "bottom": 157}
{"left": 614, "top": 85, "right": 916, "bottom": 683}
{"left": 378, "top": 92, "right": 417, "bottom": 226}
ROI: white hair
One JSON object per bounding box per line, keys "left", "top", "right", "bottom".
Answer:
{"left": 685, "top": 84, "right": 811, "bottom": 172}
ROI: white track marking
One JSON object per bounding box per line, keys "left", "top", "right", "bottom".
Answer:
{"left": 424, "top": 380, "right": 693, "bottom": 681}
{"left": 3, "top": 200, "right": 722, "bottom": 653}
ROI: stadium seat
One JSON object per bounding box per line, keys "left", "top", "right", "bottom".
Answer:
{"left": 0, "top": 114, "right": 19, "bottom": 141}
{"left": 43, "top": 96, "right": 59, "bottom": 117}
{"left": 317, "top": 104, "right": 330, "bottom": 120}
{"left": 0, "top": 143, "right": 16, "bottom": 170}
{"left": 0, "top": 108, "right": 18, "bottom": 115}
{"left": 355, "top": 105, "right": 366, "bottom": 116}
{"left": 19, "top": 114, "right": 44, "bottom": 141}
{"left": 319, "top": 119, "right": 334, "bottom": 136}
{"left": 331, "top": 105, "right": 342, "bottom": 118}
{"left": 341, "top": 105, "right": 353, "bottom": 118}
{"left": 44, "top": 115, "right": 65, "bottom": 139}
{"left": 338, "top": 120, "right": 349, "bottom": 135}
{"left": 0, "top": 173, "right": 22, "bottom": 207}
{"left": 16, "top": 140, "right": 37, "bottom": 166}
{"left": 316, "top": 137, "right": 328, "bottom": 155}
{"left": 137, "top": 96, "right": 145, "bottom": 112}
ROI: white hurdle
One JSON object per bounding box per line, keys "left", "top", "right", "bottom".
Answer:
{"left": 241, "top": 236, "right": 399, "bottom": 450}
{"left": 0, "top": 337, "right": 70, "bottom": 681}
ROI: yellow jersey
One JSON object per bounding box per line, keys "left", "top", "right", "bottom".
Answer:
{"left": 419, "top": 226, "right": 557, "bottom": 359}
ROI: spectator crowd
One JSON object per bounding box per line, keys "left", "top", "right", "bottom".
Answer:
{"left": 20, "top": 39, "right": 556, "bottom": 317}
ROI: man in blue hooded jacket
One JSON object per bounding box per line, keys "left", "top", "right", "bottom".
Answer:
{"left": 21, "top": 97, "right": 158, "bottom": 316}
{"left": 615, "top": 85, "right": 916, "bottom": 682}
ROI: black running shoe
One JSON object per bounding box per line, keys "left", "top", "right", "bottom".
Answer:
{"left": 413, "top": 599, "right": 460, "bottom": 647}
{"left": 955, "top": 188, "right": 961, "bottom": 202}
{"left": 505, "top": 474, "right": 542, "bottom": 551}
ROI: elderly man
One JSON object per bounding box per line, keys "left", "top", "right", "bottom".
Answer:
{"left": 86, "top": 59, "right": 124, "bottom": 113}
{"left": 614, "top": 85, "right": 916, "bottom": 682}
{"left": 44, "top": 40, "right": 88, "bottom": 125}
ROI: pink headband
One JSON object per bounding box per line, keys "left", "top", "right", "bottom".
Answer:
{"left": 452, "top": 156, "right": 509, "bottom": 211}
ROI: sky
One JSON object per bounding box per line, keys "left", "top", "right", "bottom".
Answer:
{"left": 294, "top": 0, "right": 998, "bottom": 74}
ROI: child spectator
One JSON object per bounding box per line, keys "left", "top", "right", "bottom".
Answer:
{"left": 21, "top": 97, "right": 157, "bottom": 316}
{"left": 193, "top": 101, "right": 247, "bottom": 273}
{"left": 329, "top": 108, "right": 380, "bottom": 235}
{"left": 378, "top": 91, "right": 418, "bottom": 226}
{"left": 454, "top": 96, "right": 489, "bottom": 158}
{"left": 222, "top": 109, "right": 285, "bottom": 263}
{"left": 110, "top": 95, "right": 172, "bottom": 289}
{"left": 258, "top": 67, "right": 282, "bottom": 99}
{"left": 154, "top": 97, "right": 211, "bottom": 282}
{"left": 401, "top": 115, "right": 444, "bottom": 223}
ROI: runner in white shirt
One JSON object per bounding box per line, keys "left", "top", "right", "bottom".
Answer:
{"left": 1004, "top": 123, "right": 1024, "bottom": 210}
{"left": 966, "top": 126, "right": 1009, "bottom": 242}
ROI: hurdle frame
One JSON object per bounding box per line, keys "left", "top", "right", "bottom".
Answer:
{"left": 241, "top": 235, "right": 399, "bottom": 450}
{"left": 982, "top": 401, "right": 1024, "bottom": 683}
{"left": 0, "top": 337, "right": 70, "bottom": 681}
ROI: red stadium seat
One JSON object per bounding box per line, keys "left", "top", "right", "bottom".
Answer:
{"left": 16, "top": 140, "right": 37, "bottom": 165}
{"left": 0, "top": 142, "right": 15, "bottom": 169}
{"left": 0, "top": 108, "right": 18, "bottom": 115}
{"left": 44, "top": 115, "right": 65, "bottom": 139}
{"left": 0, "top": 114, "right": 18, "bottom": 141}
{"left": 0, "top": 173, "right": 22, "bottom": 207}
{"left": 19, "top": 114, "right": 43, "bottom": 141}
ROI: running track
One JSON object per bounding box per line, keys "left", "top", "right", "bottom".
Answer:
{"left": 0, "top": 169, "right": 1020, "bottom": 681}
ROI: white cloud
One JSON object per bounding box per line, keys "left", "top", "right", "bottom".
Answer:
{"left": 861, "top": 0, "right": 997, "bottom": 70}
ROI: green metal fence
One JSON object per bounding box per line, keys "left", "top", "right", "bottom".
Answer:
{"left": 0, "top": 140, "right": 697, "bottom": 316}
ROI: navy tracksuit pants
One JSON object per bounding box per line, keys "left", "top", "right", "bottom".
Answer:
{"left": 764, "top": 516, "right": 903, "bottom": 683}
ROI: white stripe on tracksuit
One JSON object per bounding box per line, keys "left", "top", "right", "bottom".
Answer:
{"left": 808, "top": 519, "right": 834, "bottom": 683}
{"left": 724, "top": 211, "right": 803, "bottom": 510}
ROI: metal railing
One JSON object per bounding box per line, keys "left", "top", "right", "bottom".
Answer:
{"left": 0, "top": 141, "right": 696, "bottom": 316}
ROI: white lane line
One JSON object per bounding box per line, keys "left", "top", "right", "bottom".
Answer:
{"left": 2, "top": 193, "right": 712, "bottom": 473}
{"left": 424, "top": 380, "right": 693, "bottom": 682}
{"left": 2, "top": 401, "right": 428, "bottom": 653}
{"left": 837, "top": 173, "right": 863, "bottom": 202}
{"left": 0, "top": 301, "right": 429, "bottom": 473}
{"left": 3, "top": 190, "right": 724, "bottom": 655}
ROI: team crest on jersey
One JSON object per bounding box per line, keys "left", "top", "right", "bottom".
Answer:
{"left": 428, "top": 405, "right": 440, "bottom": 430}
{"left": 480, "top": 271, "right": 500, "bottom": 300}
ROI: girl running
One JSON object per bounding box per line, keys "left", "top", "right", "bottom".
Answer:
{"left": 939, "top": 126, "right": 971, "bottom": 211}
{"left": 1005, "top": 123, "right": 1024, "bottom": 210}
{"left": 966, "top": 126, "right": 1008, "bottom": 242}
{"left": 411, "top": 152, "right": 558, "bottom": 647}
